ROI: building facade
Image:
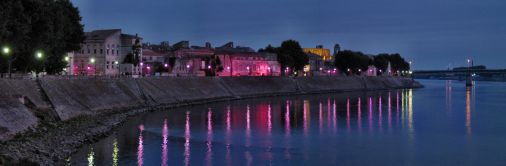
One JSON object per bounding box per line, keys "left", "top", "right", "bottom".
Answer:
{"left": 69, "top": 29, "right": 142, "bottom": 76}
{"left": 303, "top": 45, "right": 332, "bottom": 61}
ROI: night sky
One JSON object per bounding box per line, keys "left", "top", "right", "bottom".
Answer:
{"left": 71, "top": 0, "right": 506, "bottom": 70}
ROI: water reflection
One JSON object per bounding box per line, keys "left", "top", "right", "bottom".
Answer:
{"left": 161, "top": 119, "right": 168, "bottom": 166}
{"left": 466, "top": 87, "right": 473, "bottom": 136}
{"left": 112, "top": 139, "right": 119, "bottom": 166}
{"left": 184, "top": 111, "right": 190, "bottom": 166}
{"left": 71, "top": 89, "right": 432, "bottom": 165}
{"left": 137, "top": 124, "right": 144, "bottom": 166}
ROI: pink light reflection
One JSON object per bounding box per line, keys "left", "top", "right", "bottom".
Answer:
{"left": 346, "top": 98, "right": 350, "bottom": 132}
{"left": 206, "top": 109, "right": 213, "bottom": 166}
{"left": 379, "top": 96, "right": 383, "bottom": 131}
{"left": 246, "top": 105, "right": 251, "bottom": 147}
{"left": 225, "top": 106, "right": 231, "bottom": 166}
{"left": 358, "top": 98, "right": 362, "bottom": 132}
{"left": 319, "top": 102, "right": 323, "bottom": 134}
{"left": 327, "top": 98, "right": 331, "bottom": 128}
{"left": 285, "top": 101, "right": 291, "bottom": 136}
{"left": 388, "top": 92, "right": 392, "bottom": 130}
{"left": 333, "top": 100, "right": 337, "bottom": 132}
{"left": 162, "top": 119, "right": 168, "bottom": 166}
{"left": 184, "top": 111, "right": 191, "bottom": 166}
{"left": 303, "top": 100, "right": 309, "bottom": 136}
{"left": 137, "top": 124, "right": 144, "bottom": 166}
{"left": 369, "top": 97, "right": 373, "bottom": 132}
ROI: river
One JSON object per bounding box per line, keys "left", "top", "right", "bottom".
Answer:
{"left": 69, "top": 80, "right": 506, "bottom": 166}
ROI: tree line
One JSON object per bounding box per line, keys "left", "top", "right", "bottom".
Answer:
{"left": 334, "top": 50, "right": 410, "bottom": 75}
{"left": 0, "top": 0, "right": 84, "bottom": 76}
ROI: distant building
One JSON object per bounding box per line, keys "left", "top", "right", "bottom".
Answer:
{"left": 216, "top": 49, "right": 280, "bottom": 76}
{"left": 141, "top": 48, "right": 171, "bottom": 75}
{"left": 304, "top": 53, "right": 325, "bottom": 76}
{"left": 365, "top": 65, "right": 378, "bottom": 76}
{"left": 68, "top": 29, "right": 142, "bottom": 75}
{"left": 172, "top": 42, "right": 215, "bottom": 76}
{"left": 303, "top": 45, "right": 332, "bottom": 61}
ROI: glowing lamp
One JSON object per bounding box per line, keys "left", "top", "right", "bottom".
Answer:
{"left": 36, "top": 52, "right": 43, "bottom": 59}
{"left": 90, "top": 58, "right": 96, "bottom": 64}
{"left": 227, "top": 66, "right": 230, "bottom": 70}
{"left": 2, "top": 47, "right": 10, "bottom": 54}
{"left": 115, "top": 61, "right": 119, "bottom": 65}
{"left": 164, "top": 63, "right": 168, "bottom": 68}
{"left": 140, "top": 62, "right": 144, "bottom": 66}
{"left": 186, "top": 65, "right": 190, "bottom": 69}
{"left": 64, "top": 56, "right": 69, "bottom": 62}
{"left": 208, "top": 65, "right": 211, "bottom": 69}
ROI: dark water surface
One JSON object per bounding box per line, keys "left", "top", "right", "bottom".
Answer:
{"left": 69, "top": 80, "right": 506, "bottom": 166}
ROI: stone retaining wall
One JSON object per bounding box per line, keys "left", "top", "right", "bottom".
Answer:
{"left": 0, "top": 76, "right": 422, "bottom": 142}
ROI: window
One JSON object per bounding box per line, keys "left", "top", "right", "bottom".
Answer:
{"left": 107, "top": 49, "right": 109, "bottom": 55}
{"left": 94, "top": 49, "right": 96, "bottom": 54}
{"left": 117, "top": 50, "right": 119, "bottom": 55}
{"left": 107, "top": 44, "right": 110, "bottom": 48}
{"left": 87, "top": 49, "right": 90, "bottom": 54}
{"left": 106, "top": 61, "right": 109, "bottom": 69}
{"left": 100, "top": 49, "right": 103, "bottom": 54}
{"left": 112, "top": 49, "right": 115, "bottom": 55}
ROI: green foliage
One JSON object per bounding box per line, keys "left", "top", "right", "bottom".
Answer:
{"left": 260, "top": 40, "right": 309, "bottom": 76}
{"left": 153, "top": 62, "right": 165, "bottom": 73}
{"left": 373, "top": 53, "right": 410, "bottom": 72}
{"left": 204, "top": 55, "right": 223, "bottom": 76}
{"left": 334, "top": 50, "right": 372, "bottom": 74}
{"left": 0, "top": 0, "right": 84, "bottom": 74}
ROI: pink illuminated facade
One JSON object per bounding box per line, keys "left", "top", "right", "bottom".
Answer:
{"left": 217, "top": 51, "right": 280, "bottom": 76}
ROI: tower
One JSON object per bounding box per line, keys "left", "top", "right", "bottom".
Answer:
{"left": 334, "top": 44, "right": 341, "bottom": 55}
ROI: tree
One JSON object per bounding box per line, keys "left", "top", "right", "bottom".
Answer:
{"left": 0, "top": 0, "right": 85, "bottom": 75}
{"left": 260, "top": 40, "right": 309, "bottom": 76}
{"left": 372, "top": 53, "right": 410, "bottom": 74}
{"left": 334, "top": 50, "right": 372, "bottom": 75}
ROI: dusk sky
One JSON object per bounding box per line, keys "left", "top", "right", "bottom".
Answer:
{"left": 71, "top": 0, "right": 506, "bottom": 70}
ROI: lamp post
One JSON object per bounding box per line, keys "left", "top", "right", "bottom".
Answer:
{"left": 90, "top": 57, "right": 96, "bottom": 76}
{"left": 35, "top": 51, "right": 44, "bottom": 78}
{"left": 2, "top": 46, "right": 15, "bottom": 78}
{"left": 115, "top": 61, "right": 119, "bottom": 77}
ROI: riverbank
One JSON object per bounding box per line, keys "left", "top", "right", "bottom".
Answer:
{"left": 0, "top": 76, "right": 422, "bottom": 165}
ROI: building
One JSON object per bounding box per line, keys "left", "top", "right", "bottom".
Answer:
{"left": 68, "top": 29, "right": 142, "bottom": 75}
{"left": 172, "top": 42, "right": 215, "bottom": 76}
{"left": 304, "top": 53, "right": 325, "bottom": 76}
{"left": 303, "top": 45, "right": 332, "bottom": 61}
{"left": 217, "top": 50, "right": 280, "bottom": 76}
{"left": 141, "top": 48, "right": 171, "bottom": 75}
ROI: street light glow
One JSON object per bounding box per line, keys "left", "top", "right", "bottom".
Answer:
{"left": 2, "top": 47, "right": 10, "bottom": 54}
{"left": 90, "top": 57, "right": 96, "bottom": 63}
{"left": 115, "top": 61, "right": 119, "bottom": 65}
{"left": 64, "top": 56, "right": 69, "bottom": 62}
{"left": 36, "top": 52, "right": 43, "bottom": 59}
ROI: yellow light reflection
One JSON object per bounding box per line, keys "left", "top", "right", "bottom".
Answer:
{"left": 112, "top": 139, "right": 119, "bottom": 166}
{"left": 466, "top": 87, "right": 472, "bottom": 135}
{"left": 408, "top": 89, "right": 413, "bottom": 132}
{"left": 87, "top": 147, "right": 94, "bottom": 166}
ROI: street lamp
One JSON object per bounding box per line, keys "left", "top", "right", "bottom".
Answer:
{"left": 2, "top": 46, "right": 14, "bottom": 78}
{"left": 36, "top": 51, "right": 43, "bottom": 59}
{"left": 90, "top": 57, "right": 96, "bottom": 76}
{"left": 2, "top": 47, "right": 10, "bottom": 54}
{"left": 35, "top": 51, "right": 44, "bottom": 78}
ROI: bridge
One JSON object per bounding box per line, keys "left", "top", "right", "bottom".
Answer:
{"left": 413, "top": 69, "right": 506, "bottom": 81}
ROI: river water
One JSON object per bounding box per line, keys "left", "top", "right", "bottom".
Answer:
{"left": 69, "top": 80, "right": 506, "bottom": 166}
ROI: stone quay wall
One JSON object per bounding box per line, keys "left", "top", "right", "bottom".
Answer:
{"left": 0, "top": 76, "right": 422, "bottom": 142}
